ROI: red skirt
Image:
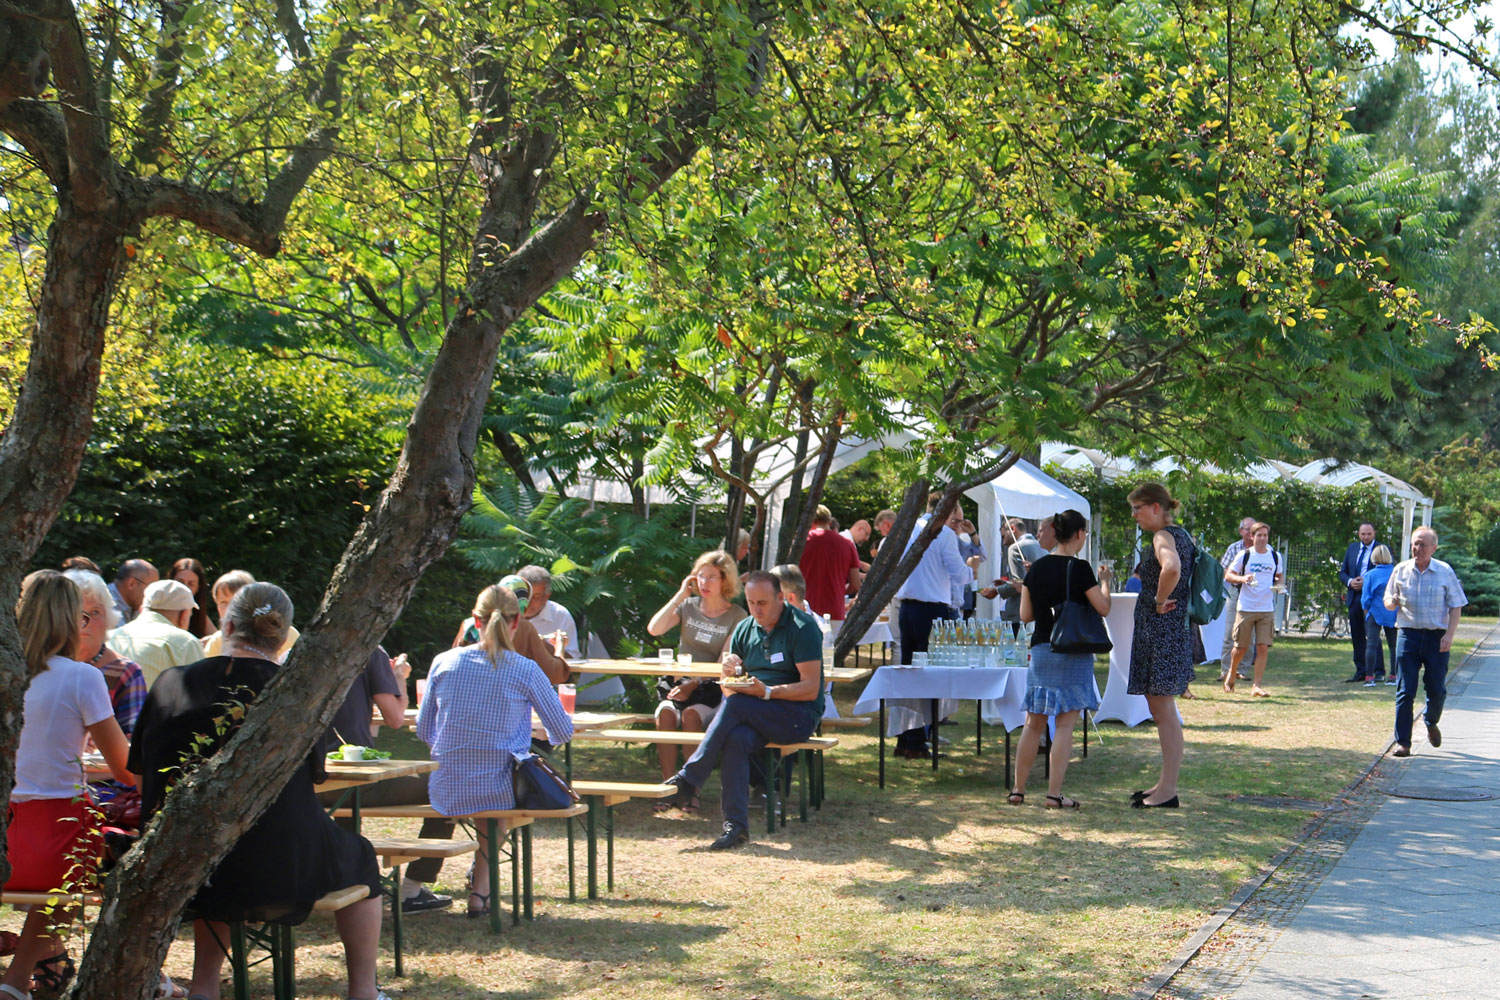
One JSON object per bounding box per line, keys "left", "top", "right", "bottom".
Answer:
{"left": 3, "top": 798, "right": 101, "bottom": 892}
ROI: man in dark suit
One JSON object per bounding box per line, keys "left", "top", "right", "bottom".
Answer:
{"left": 1338, "top": 522, "right": 1379, "bottom": 682}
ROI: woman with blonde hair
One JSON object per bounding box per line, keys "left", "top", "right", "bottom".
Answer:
{"left": 1125, "top": 483, "right": 1195, "bottom": 809}
{"left": 645, "top": 550, "right": 748, "bottom": 800}
{"left": 418, "top": 584, "right": 574, "bottom": 917}
{"left": 3, "top": 571, "right": 135, "bottom": 1000}
{"left": 1360, "top": 543, "right": 1399, "bottom": 685}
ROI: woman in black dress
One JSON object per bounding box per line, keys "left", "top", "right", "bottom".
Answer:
{"left": 1125, "top": 483, "right": 1194, "bottom": 809}
{"left": 130, "top": 583, "right": 387, "bottom": 1000}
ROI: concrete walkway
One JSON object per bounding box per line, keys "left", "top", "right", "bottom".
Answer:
{"left": 1159, "top": 627, "right": 1500, "bottom": 1000}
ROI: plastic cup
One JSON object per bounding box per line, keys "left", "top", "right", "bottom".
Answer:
{"left": 341, "top": 745, "right": 366, "bottom": 761}
{"left": 658, "top": 647, "right": 674, "bottom": 664}
{"left": 677, "top": 652, "right": 693, "bottom": 667}
{"left": 911, "top": 651, "right": 928, "bottom": 667}
{"left": 558, "top": 683, "right": 576, "bottom": 714}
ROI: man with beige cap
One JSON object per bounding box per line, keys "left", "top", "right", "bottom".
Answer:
{"left": 108, "top": 578, "right": 204, "bottom": 689}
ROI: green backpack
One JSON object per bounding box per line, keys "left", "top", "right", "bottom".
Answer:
{"left": 1186, "top": 537, "right": 1227, "bottom": 626}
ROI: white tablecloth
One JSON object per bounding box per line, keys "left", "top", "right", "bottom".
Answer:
{"left": 1096, "top": 594, "right": 1153, "bottom": 726}
{"left": 825, "top": 620, "right": 893, "bottom": 648}
{"left": 854, "top": 666, "right": 1026, "bottom": 736}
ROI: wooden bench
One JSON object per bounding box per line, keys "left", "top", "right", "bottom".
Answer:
{"left": 334, "top": 804, "right": 584, "bottom": 933}
{"left": 2, "top": 889, "right": 104, "bottom": 909}
{"left": 818, "top": 716, "right": 872, "bottom": 729}
{"left": 573, "top": 730, "right": 840, "bottom": 832}
{"left": 366, "top": 837, "right": 477, "bottom": 975}
{"left": 568, "top": 780, "right": 674, "bottom": 898}
{"left": 223, "top": 885, "right": 370, "bottom": 1000}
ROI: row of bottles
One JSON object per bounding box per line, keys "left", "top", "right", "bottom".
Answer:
{"left": 925, "top": 619, "right": 1026, "bottom": 667}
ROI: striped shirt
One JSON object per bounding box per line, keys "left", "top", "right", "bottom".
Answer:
{"left": 1385, "top": 557, "right": 1467, "bottom": 631}
{"left": 416, "top": 646, "right": 574, "bottom": 815}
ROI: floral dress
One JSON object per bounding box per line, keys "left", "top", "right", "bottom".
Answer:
{"left": 1127, "top": 524, "right": 1197, "bottom": 696}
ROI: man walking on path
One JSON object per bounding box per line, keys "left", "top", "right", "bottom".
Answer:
{"left": 1222, "top": 523, "right": 1284, "bottom": 697}
{"left": 1339, "top": 521, "right": 1380, "bottom": 682}
{"left": 1219, "top": 517, "right": 1255, "bottom": 678}
{"left": 1383, "top": 526, "right": 1466, "bottom": 756}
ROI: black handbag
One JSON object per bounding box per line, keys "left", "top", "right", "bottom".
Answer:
{"left": 512, "top": 750, "right": 579, "bottom": 810}
{"left": 1049, "top": 559, "right": 1113, "bottom": 654}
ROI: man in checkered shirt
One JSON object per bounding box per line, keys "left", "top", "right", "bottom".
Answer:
{"left": 1383, "top": 527, "right": 1467, "bottom": 757}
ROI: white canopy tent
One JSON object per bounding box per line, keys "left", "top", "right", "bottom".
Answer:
{"left": 1040, "top": 444, "right": 1433, "bottom": 555}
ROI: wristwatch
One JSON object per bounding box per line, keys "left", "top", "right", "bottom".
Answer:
{"left": 761, "top": 684, "right": 773, "bottom": 701}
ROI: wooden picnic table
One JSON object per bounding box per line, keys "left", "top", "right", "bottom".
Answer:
{"left": 579, "top": 658, "right": 872, "bottom": 684}
{"left": 316, "top": 757, "right": 436, "bottom": 792}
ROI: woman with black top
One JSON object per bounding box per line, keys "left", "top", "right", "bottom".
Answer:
{"left": 1013, "top": 510, "right": 1110, "bottom": 809}
{"left": 130, "top": 582, "right": 387, "bottom": 1000}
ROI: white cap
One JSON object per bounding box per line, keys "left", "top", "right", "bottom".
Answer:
{"left": 144, "top": 579, "right": 198, "bottom": 612}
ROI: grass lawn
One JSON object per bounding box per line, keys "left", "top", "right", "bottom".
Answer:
{"left": 6, "top": 632, "right": 1486, "bottom": 999}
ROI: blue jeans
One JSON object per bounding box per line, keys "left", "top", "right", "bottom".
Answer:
{"left": 1393, "top": 628, "right": 1448, "bottom": 747}
{"left": 1364, "top": 614, "right": 1397, "bottom": 679}
{"left": 677, "top": 693, "right": 817, "bottom": 831}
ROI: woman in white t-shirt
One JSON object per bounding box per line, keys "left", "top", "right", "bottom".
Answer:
{"left": 2, "top": 571, "right": 135, "bottom": 1000}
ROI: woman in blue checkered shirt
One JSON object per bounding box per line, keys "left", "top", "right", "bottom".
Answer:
{"left": 417, "top": 583, "right": 574, "bottom": 917}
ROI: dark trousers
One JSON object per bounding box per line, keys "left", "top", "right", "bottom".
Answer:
{"left": 1347, "top": 594, "right": 1367, "bottom": 673}
{"left": 896, "top": 600, "right": 955, "bottom": 750}
{"left": 319, "top": 772, "right": 452, "bottom": 883}
{"left": 678, "top": 695, "right": 817, "bottom": 831}
{"left": 1363, "top": 614, "right": 1397, "bottom": 679}
{"left": 1393, "top": 628, "right": 1449, "bottom": 748}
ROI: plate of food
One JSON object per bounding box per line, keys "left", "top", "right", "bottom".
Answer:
{"left": 720, "top": 675, "right": 759, "bottom": 689}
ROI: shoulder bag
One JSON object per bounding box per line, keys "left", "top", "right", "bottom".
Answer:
{"left": 512, "top": 750, "right": 580, "bottom": 810}
{"left": 1049, "top": 558, "right": 1113, "bottom": 654}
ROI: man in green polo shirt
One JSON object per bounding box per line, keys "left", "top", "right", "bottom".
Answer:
{"left": 662, "top": 569, "right": 824, "bottom": 849}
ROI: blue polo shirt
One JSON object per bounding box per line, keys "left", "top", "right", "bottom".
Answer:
{"left": 728, "top": 602, "right": 825, "bottom": 722}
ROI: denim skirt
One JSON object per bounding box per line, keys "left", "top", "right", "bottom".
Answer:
{"left": 1023, "top": 642, "right": 1101, "bottom": 716}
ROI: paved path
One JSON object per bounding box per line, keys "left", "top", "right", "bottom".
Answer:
{"left": 1158, "top": 627, "right": 1500, "bottom": 1000}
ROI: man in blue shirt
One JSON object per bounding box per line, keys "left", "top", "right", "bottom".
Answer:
{"left": 662, "top": 570, "right": 824, "bottom": 849}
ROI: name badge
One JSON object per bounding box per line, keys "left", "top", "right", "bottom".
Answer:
{"left": 770, "top": 652, "right": 785, "bottom": 664}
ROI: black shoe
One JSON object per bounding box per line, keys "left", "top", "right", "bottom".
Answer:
{"left": 709, "top": 822, "right": 749, "bottom": 851}
{"left": 1132, "top": 795, "right": 1180, "bottom": 809}
{"left": 1392, "top": 743, "right": 1411, "bottom": 758}
{"left": 1344, "top": 674, "right": 1365, "bottom": 683}
{"left": 399, "top": 886, "right": 453, "bottom": 914}
{"left": 663, "top": 774, "right": 698, "bottom": 809}
{"left": 1426, "top": 722, "right": 1442, "bottom": 748}
{"left": 1130, "top": 789, "right": 1148, "bottom": 803}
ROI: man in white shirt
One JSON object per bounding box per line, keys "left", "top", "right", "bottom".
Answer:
{"left": 1218, "top": 517, "right": 1256, "bottom": 677}
{"left": 108, "top": 579, "right": 204, "bottom": 689}
{"left": 1222, "top": 523, "right": 1284, "bottom": 698}
{"left": 891, "top": 495, "right": 971, "bottom": 758}
{"left": 517, "top": 565, "right": 580, "bottom": 657}
{"left": 1383, "top": 527, "right": 1467, "bottom": 756}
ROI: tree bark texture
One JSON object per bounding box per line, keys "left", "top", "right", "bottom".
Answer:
{"left": 834, "top": 451, "right": 1019, "bottom": 665}
{"left": 781, "top": 417, "right": 843, "bottom": 566}
{"left": 0, "top": 205, "right": 132, "bottom": 888}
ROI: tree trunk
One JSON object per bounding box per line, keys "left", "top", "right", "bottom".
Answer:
{"left": 836, "top": 451, "right": 1019, "bottom": 665}
{"left": 0, "top": 204, "right": 132, "bottom": 888}
{"left": 71, "top": 199, "right": 613, "bottom": 1000}
{"left": 782, "top": 416, "right": 843, "bottom": 565}
{"left": 723, "top": 431, "right": 746, "bottom": 553}
{"left": 776, "top": 420, "right": 812, "bottom": 563}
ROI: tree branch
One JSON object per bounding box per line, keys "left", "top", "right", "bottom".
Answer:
{"left": 48, "top": 1, "right": 110, "bottom": 208}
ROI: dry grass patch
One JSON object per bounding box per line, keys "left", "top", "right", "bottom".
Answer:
{"left": 4, "top": 633, "right": 1484, "bottom": 999}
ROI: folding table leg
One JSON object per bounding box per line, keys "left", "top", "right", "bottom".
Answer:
{"left": 229, "top": 923, "right": 250, "bottom": 1000}
{"left": 798, "top": 749, "right": 810, "bottom": 822}
{"left": 878, "top": 699, "right": 886, "bottom": 788}
{"left": 586, "top": 797, "right": 600, "bottom": 900}
{"left": 606, "top": 804, "right": 616, "bottom": 892}
{"left": 522, "top": 825, "right": 534, "bottom": 921}
{"left": 975, "top": 699, "right": 983, "bottom": 756}
{"left": 763, "top": 748, "right": 777, "bottom": 834}
{"left": 390, "top": 861, "right": 405, "bottom": 977}
{"left": 929, "top": 697, "right": 939, "bottom": 772}
{"left": 509, "top": 826, "right": 521, "bottom": 927}
{"left": 486, "top": 818, "right": 502, "bottom": 935}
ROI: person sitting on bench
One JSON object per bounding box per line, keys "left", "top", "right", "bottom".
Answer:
{"left": 661, "top": 570, "right": 824, "bottom": 851}
{"left": 131, "top": 582, "right": 387, "bottom": 1000}
{"left": 418, "top": 584, "right": 574, "bottom": 919}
